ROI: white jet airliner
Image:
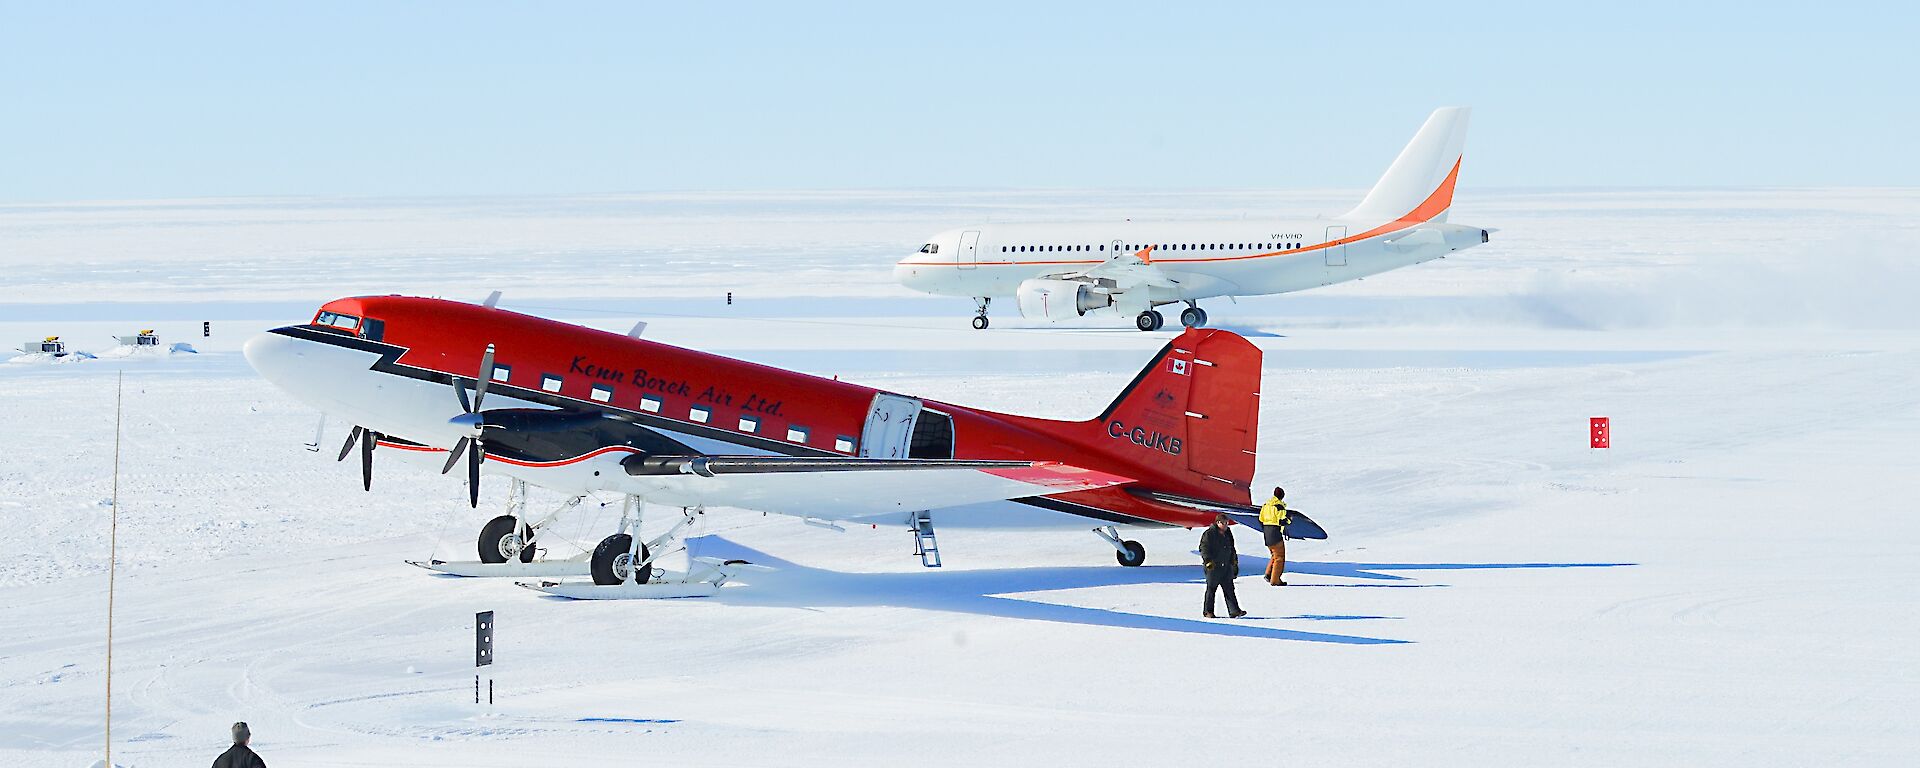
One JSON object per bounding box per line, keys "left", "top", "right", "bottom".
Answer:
{"left": 894, "top": 107, "right": 1492, "bottom": 331}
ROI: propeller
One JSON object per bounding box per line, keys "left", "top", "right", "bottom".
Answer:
{"left": 337, "top": 424, "right": 377, "bottom": 491}
{"left": 440, "top": 344, "right": 497, "bottom": 508}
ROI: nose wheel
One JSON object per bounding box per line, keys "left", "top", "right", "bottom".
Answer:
{"left": 1135, "top": 310, "right": 1165, "bottom": 332}
{"left": 971, "top": 297, "right": 990, "bottom": 330}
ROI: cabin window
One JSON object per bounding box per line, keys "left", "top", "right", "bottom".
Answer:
{"left": 908, "top": 410, "right": 954, "bottom": 459}
{"left": 640, "top": 394, "right": 662, "bottom": 413}
{"left": 738, "top": 415, "right": 759, "bottom": 433}
{"left": 360, "top": 318, "right": 385, "bottom": 341}
{"left": 316, "top": 311, "right": 360, "bottom": 331}
{"left": 786, "top": 425, "right": 810, "bottom": 443}
{"left": 834, "top": 435, "right": 855, "bottom": 453}
{"left": 541, "top": 374, "right": 563, "bottom": 393}
{"left": 590, "top": 384, "right": 614, "bottom": 403}
{"left": 491, "top": 364, "right": 511, "bottom": 383}
{"left": 689, "top": 406, "right": 711, "bottom": 423}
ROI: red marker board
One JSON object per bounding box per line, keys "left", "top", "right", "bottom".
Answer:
{"left": 1590, "top": 417, "right": 1610, "bottom": 449}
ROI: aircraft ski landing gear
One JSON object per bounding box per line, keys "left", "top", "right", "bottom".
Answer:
{"left": 478, "top": 514, "right": 535, "bottom": 564}
{"left": 971, "top": 297, "right": 991, "bottom": 330}
{"left": 524, "top": 501, "right": 772, "bottom": 598}
{"left": 1135, "top": 310, "right": 1164, "bottom": 332}
{"left": 591, "top": 534, "right": 653, "bottom": 586}
{"left": 1179, "top": 303, "right": 1208, "bottom": 328}
{"left": 1095, "top": 526, "right": 1146, "bottom": 567}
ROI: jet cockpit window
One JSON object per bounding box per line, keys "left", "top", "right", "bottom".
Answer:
{"left": 919, "top": 243, "right": 939, "bottom": 254}
{"left": 316, "top": 311, "right": 360, "bottom": 331}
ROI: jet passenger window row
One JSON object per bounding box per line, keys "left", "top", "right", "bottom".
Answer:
{"left": 998, "top": 244, "right": 1103, "bottom": 254}
{"left": 1000, "top": 242, "right": 1304, "bottom": 254}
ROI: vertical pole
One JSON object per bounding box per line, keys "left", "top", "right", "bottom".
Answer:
{"left": 475, "top": 675, "right": 480, "bottom": 704}
{"left": 488, "top": 678, "right": 493, "bottom": 706}
{"left": 105, "top": 371, "right": 122, "bottom": 767}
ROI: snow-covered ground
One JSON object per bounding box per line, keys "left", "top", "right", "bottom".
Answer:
{"left": 1, "top": 189, "right": 1916, "bottom": 766}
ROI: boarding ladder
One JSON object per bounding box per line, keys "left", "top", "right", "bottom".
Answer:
{"left": 910, "top": 511, "right": 941, "bottom": 568}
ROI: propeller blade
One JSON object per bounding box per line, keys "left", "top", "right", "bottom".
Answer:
{"left": 467, "top": 441, "right": 484, "bottom": 508}
{"left": 360, "top": 430, "right": 376, "bottom": 491}
{"left": 471, "top": 344, "right": 497, "bottom": 411}
{"left": 454, "top": 378, "right": 472, "bottom": 413}
{"left": 337, "top": 425, "right": 362, "bottom": 462}
{"left": 440, "top": 437, "right": 470, "bottom": 475}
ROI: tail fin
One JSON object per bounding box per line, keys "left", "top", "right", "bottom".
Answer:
{"left": 1088, "top": 327, "right": 1262, "bottom": 494}
{"left": 1343, "top": 107, "right": 1470, "bottom": 224}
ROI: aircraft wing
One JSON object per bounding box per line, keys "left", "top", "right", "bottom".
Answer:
{"left": 615, "top": 455, "right": 1134, "bottom": 518}
{"left": 1048, "top": 245, "right": 1179, "bottom": 291}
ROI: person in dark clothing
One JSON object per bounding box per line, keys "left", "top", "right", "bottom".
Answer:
{"left": 1198, "top": 513, "right": 1246, "bottom": 618}
{"left": 212, "top": 721, "right": 266, "bottom": 768}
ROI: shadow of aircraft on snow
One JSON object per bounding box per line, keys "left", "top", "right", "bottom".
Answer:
{"left": 649, "top": 537, "right": 1633, "bottom": 646}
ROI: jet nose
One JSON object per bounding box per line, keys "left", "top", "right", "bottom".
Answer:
{"left": 893, "top": 258, "right": 931, "bottom": 289}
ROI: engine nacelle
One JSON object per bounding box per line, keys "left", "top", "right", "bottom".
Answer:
{"left": 1016, "top": 279, "right": 1111, "bottom": 321}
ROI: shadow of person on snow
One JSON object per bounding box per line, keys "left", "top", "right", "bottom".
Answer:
{"left": 665, "top": 536, "right": 1633, "bottom": 646}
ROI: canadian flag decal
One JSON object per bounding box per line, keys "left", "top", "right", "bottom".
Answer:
{"left": 1168, "top": 358, "right": 1189, "bottom": 376}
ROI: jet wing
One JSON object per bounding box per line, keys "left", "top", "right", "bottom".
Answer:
{"left": 1048, "top": 245, "right": 1179, "bottom": 291}
{"left": 615, "top": 455, "right": 1134, "bottom": 519}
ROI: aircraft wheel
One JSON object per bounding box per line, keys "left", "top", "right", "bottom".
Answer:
{"left": 1136, "top": 311, "right": 1164, "bottom": 332}
{"left": 971, "top": 315, "right": 989, "bottom": 330}
{"left": 1180, "top": 307, "right": 1208, "bottom": 328}
{"left": 591, "top": 533, "right": 653, "bottom": 585}
{"left": 478, "top": 515, "right": 535, "bottom": 564}
{"left": 1115, "top": 540, "right": 1147, "bottom": 567}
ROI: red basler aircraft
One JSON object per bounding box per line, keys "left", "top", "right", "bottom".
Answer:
{"left": 245, "top": 295, "right": 1320, "bottom": 598}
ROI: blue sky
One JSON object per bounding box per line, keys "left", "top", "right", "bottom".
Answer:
{"left": 2, "top": 1, "right": 1914, "bottom": 200}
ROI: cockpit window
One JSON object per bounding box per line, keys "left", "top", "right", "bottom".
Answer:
{"left": 918, "top": 243, "right": 939, "bottom": 254}
{"left": 316, "top": 311, "right": 361, "bottom": 331}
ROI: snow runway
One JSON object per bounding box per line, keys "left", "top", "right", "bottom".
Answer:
{"left": 2, "top": 189, "right": 1916, "bottom": 765}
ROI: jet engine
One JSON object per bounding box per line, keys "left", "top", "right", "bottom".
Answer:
{"left": 1016, "top": 279, "right": 1112, "bottom": 321}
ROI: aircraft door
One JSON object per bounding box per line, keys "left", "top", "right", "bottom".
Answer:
{"left": 860, "top": 393, "right": 923, "bottom": 458}
{"left": 1325, "top": 225, "right": 1348, "bottom": 266}
{"left": 958, "top": 230, "right": 981, "bottom": 270}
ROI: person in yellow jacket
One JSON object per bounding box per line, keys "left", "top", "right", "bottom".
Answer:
{"left": 1259, "top": 486, "right": 1290, "bottom": 586}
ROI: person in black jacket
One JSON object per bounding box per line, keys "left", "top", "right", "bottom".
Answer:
{"left": 212, "top": 721, "right": 266, "bottom": 768}
{"left": 1198, "top": 513, "right": 1246, "bottom": 618}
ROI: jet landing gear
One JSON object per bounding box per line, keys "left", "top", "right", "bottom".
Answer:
{"left": 1179, "top": 302, "right": 1208, "bottom": 328}
{"left": 1135, "top": 310, "right": 1164, "bottom": 332}
{"left": 1095, "top": 526, "right": 1146, "bottom": 567}
{"left": 971, "top": 297, "right": 991, "bottom": 330}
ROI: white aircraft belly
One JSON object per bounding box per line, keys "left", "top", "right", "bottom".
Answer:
{"left": 616, "top": 463, "right": 1127, "bottom": 519}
